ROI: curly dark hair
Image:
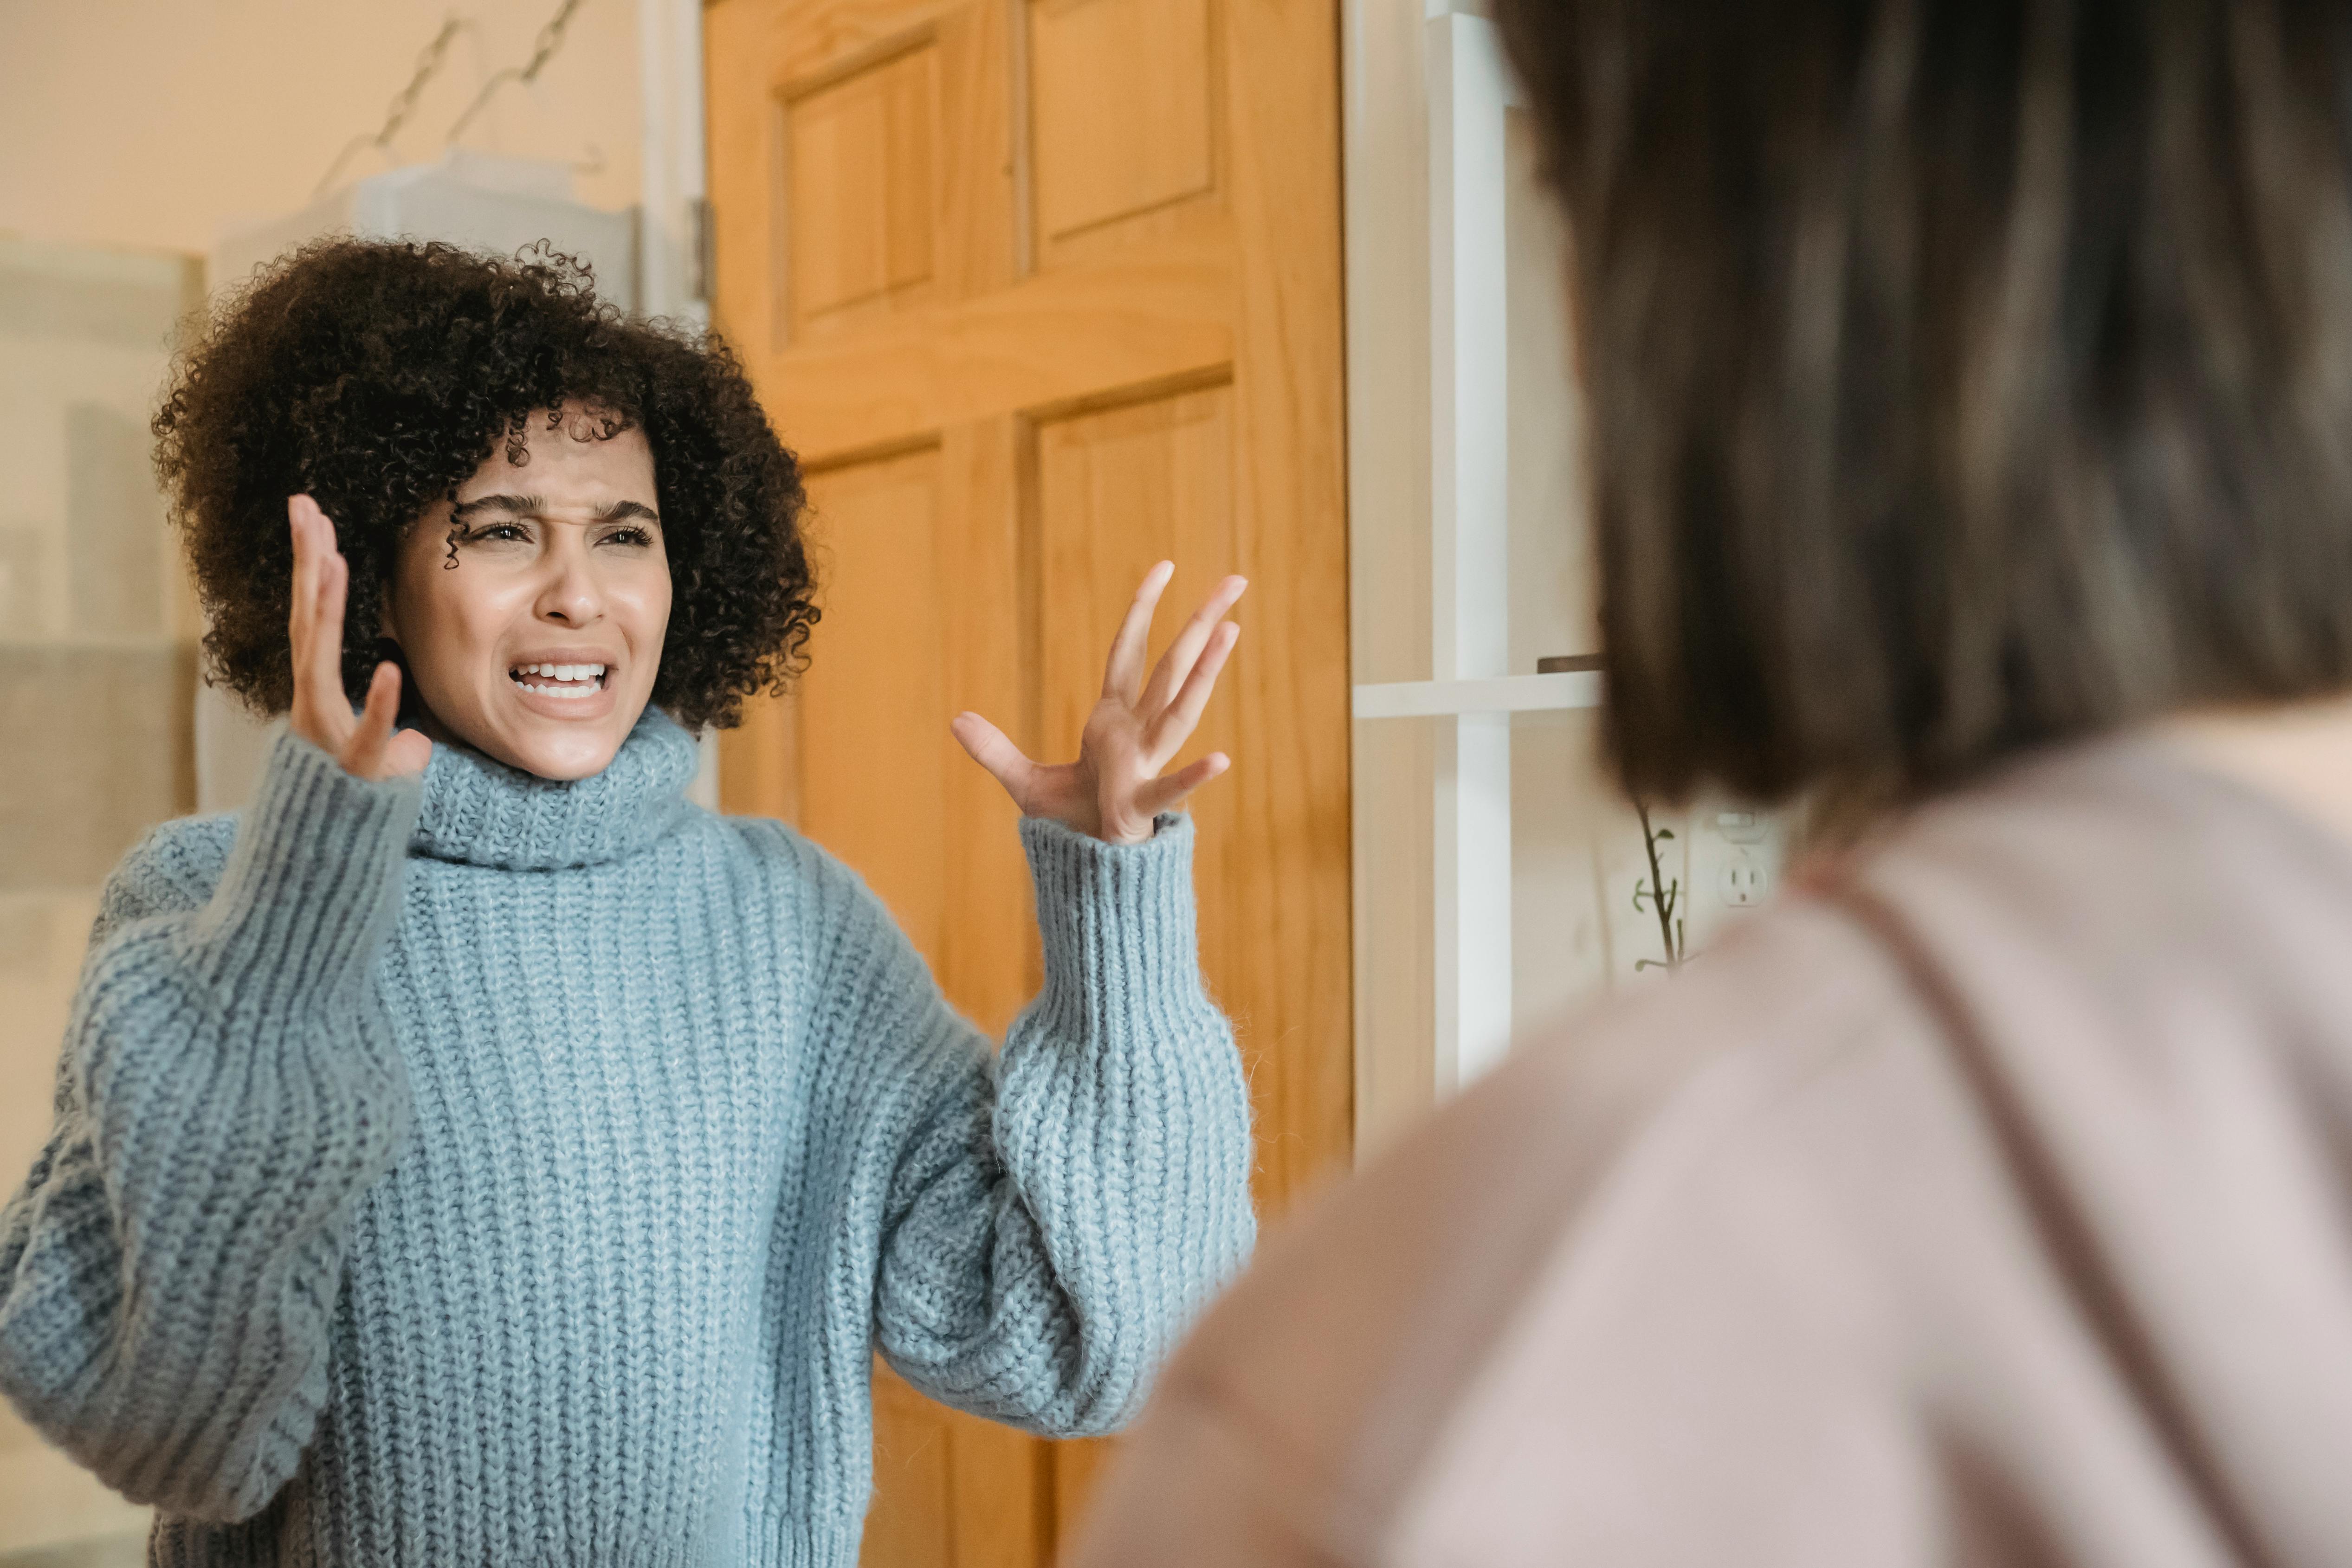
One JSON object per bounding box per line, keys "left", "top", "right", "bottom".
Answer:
{"left": 154, "top": 238, "right": 814, "bottom": 729}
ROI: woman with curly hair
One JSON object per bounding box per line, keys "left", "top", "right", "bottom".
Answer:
{"left": 0, "top": 238, "right": 1255, "bottom": 1567}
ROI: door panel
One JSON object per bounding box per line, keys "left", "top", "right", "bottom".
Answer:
{"left": 866, "top": 1361, "right": 1047, "bottom": 1568}
{"left": 786, "top": 44, "right": 939, "bottom": 332}
{"left": 793, "top": 427, "right": 1038, "bottom": 1036}
{"left": 795, "top": 447, "right": 950, "bottom": 946}
{"left": 708, "top": 0, "right": 1348, "bottom": 1557}
{"left": 1028, "top": 0, "right": 1217, "bottom": 249}
{"left": 1034, "top": 385, "right": 1242, "bottom": 1017}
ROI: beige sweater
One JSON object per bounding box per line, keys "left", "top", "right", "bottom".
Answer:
{"left": 1069, "top": 737, "right": 2352, "bottom": 1568}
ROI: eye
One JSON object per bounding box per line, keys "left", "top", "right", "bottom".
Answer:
{"left": 599, "top": 525, "right": 657, "bottom": 548}
{"left": 455, "top": 520, "right": 532, "bottom": 546}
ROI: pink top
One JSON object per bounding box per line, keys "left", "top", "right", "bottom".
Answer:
{"left": 1070, "top": 737, "right": 2352, "bottom": 1568}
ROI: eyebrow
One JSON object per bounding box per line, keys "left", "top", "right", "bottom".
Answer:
{"left": 450, "top": 494, "right": 661, "bottom": 526}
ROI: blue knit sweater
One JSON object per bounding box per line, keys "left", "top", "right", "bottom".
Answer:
{"left": 0, "top": 710, "right": 1255, "bottom": 1566}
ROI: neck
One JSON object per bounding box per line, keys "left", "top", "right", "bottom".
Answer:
{"left": 2164, "top": 693, "right": 2352, "bottom": 845}
{"left": 407, "top": 706, "right": 700, "bottom": 870}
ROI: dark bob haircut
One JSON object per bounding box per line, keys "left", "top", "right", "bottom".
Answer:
{"left": 1497, "top": 0, "right": 2352, "bottom": 803}
{"left": 154, "top": 238, "right": 814, "bottom": 730}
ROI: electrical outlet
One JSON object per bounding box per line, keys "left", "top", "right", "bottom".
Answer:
{"left": 1719, "top": 857, "right": 1770, "bottom": 907}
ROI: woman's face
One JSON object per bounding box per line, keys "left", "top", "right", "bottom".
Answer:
{"left": 383, "top": 407, "right": 672, "bottom": 781}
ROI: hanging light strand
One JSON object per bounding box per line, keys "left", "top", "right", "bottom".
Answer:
{"left": 313, "top": 16, "right": 466, "bottom": 199}
{"left": 445, "top": 0, "right": 588, "bottom": 148}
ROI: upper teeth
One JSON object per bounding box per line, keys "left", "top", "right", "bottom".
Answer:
{"left": 514, "top": 663, "right": 605, "bottom": 681}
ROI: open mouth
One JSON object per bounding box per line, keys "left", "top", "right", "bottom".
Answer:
{"left": 509, "top": 662, "right": 609, "bottom": 701}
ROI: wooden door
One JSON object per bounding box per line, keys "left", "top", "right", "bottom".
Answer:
{"left": 705, "top": 0, "right": 1350, "bottom": 1559}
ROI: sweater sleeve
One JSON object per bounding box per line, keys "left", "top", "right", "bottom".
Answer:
{"left": 0, "top": 732, "right": 423, "bottom": 1522}
{"left": 815, "top": 814, "right": 1256, "bottom": 1439}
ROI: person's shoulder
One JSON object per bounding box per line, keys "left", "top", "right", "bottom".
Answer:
{"left": 711, "top": 811, "right": 846, "bottom": 879}
{"left": 1079, "top": 897, "right": 1927, "bottom": 1559}
{"left": 1105, "top": 894, "right": 1930, "bottom": 1555}
{"left": 1228, "top": 890, "right": 1917, "bottom": 1337}
{"left": 1842, "top": 730, "right": 2352, "bottom": 987}
{"left": 705, "top": 811, "right": 893, "bottom": 923}
{"left": 99, "top": 810, "right": 242, "bottom": 926}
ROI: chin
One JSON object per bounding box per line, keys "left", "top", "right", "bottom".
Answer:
{"left": 460, "top": 710, "right": 642, "bottom": 782}
{"left": 522, "top": 749, "right": 623, "bottom": 782}
{"left": 421, "top": 683, "right": 650, "bottom": 781}
{"left": 502, "top": 730, "right": 632, "bottom": 781}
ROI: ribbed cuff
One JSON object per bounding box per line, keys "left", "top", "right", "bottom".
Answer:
{"left": 185, "top": 730, "right": 424, "bottom": 1004}
{"left": 745, "top": 1518, "right": 864, "bottom": 1568}
{"left": 1019, "top": 812, "right": 1218, "bottom": 1045}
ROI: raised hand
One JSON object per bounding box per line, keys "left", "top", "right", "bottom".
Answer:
{"left": 286, "top": 495, "right": 432, "bottom": 781}
{"left": 953, "top": 562, "right": 1245, "bottom": 845}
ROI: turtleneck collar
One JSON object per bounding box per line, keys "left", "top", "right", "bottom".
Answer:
{"left": 409, "top": 708, "right": 702, "bottom": 871}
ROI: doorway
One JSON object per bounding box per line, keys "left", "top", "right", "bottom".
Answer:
{"left": 704, "top": 0, "right": 1351, "bottom": 1558}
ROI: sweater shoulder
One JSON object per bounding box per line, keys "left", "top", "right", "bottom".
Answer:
{"left": 709, "top": 814, "right": 932, "bottom": 1026}
{"left": 713, "top": 812, "right": 889, "bottom": 914}
{"left": 98, "top": 811, "right": 241, "bottom": 929}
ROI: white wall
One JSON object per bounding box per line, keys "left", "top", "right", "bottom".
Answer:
{"left": 1344, "top": 2, "right": 1787, "bottom": 1157}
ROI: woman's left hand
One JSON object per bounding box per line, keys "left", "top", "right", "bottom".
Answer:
{"left": 952, "top": 562, "right": 1246, "bottom": 845}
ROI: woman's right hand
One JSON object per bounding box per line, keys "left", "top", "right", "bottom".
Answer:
{"left": 287, "top": 495, "right": 431, "bottom": 781}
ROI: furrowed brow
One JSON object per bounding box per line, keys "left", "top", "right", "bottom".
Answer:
{"left": 593, "top": 500, "right": 661, "bottom": 524}
{"left": 450, "top": 493, "right": 545, "bottom": 523}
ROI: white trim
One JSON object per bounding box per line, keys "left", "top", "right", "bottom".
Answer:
{"left": 1354, "top": 671, "right": 1603, "bottom": 718}
{"left": 1425, "top": 8, "right": 1519, "bottom": 1094}
{"left": 1427, "top": 10, "right": 1513, "bottom": 688}
{"left": 637, "top": 0, "right": 710, "bottom": 326}
{"left": 636, "top": 0, "right": 723, "bottom": 809}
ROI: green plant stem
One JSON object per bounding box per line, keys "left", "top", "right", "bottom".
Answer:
{"left": 1635, "top": 799, "right": 1681, "bottom": 971}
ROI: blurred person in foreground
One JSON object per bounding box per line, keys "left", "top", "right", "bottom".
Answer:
{"left": 1072, "top": 2, "right": 2352, "bottom": 1564}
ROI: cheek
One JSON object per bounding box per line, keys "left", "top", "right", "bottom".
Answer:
{"left": 622, "top": 566, "right": 675, "bottom": 648}
{"left": 388, "top": 529, "right": 455, "bottom": 640}
{"left": 399, "top": 564, "right": 529, "bottom": 672}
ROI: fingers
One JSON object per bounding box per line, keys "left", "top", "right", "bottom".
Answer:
{"left": 288, "top": 498, "right": 426, "bottom": 780}
{"left": 1144, "top": 619, "right": 1240, "bottom": 762}
{"left": 288, "top": 501, "right": 315, "bottom": 667}
{"left": 288, "top": 495, "right": 353, "bottom": 744}
{"left": 950, "top": 711, "right": 1040, "bottom": 806}
{"left": 1135, "top": 751, "right": 1231, "bottom": 818}
{"left": 312, "top": 536, "right": 354, "bottom": 728}
{"left": 383, "top": 727, "right": 433, "bottom": 778}
{"left": 1140, "top": 574, "right": 1247, "bottom": 716}
{"left": 287, "top": 497, "right": 317, "bottom": 703}
{"left": 344, "top": 662, "right": 403, "bottom": 778}
{"left": 1101, "top": 561, "right": 1176, "bottom": 703}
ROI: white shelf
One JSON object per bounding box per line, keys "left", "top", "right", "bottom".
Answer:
{"left": 1352, "top": 671, "right": 1603, "bottom": 719}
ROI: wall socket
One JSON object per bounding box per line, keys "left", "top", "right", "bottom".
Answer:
{"left": 1719, "top": 858, "right": 1770, "bottom": 907}
{"left": 1710, "top": 811, "right": 1777, "bottom": 910}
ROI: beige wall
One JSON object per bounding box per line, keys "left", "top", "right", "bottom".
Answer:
{"left": 0, "top": 0, "right": 642, "bottom": 258}
{"left": 0, "top": 236, "right": 201, "bottom": 1565}
{"left": 0, "top": 5, "right": 651, "bottom": 1560}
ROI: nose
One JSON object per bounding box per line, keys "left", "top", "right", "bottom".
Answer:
{"left": 534, "top": 528, "right": 604, "bottom": 626}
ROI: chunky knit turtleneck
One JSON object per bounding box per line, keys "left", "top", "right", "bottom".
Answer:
{"left": 408, "top": 710, "right": 703, "bottom": 870}
{"left": 0, "top": 710, "right": 1255, "bottom": 1567}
